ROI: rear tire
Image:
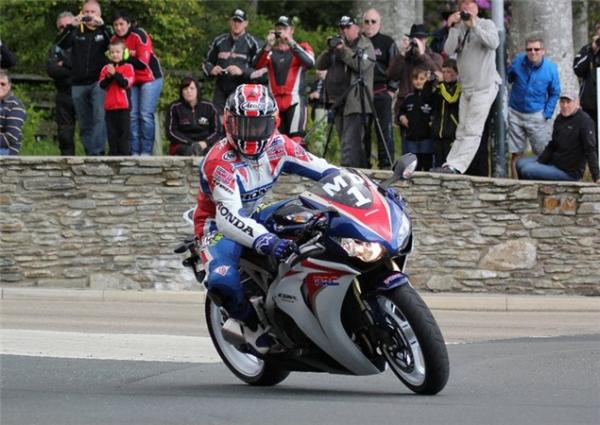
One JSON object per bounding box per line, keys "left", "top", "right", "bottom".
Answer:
{"left": 377, "top": 284, "right": 449, "bottom": 394}
{"left": 205, "top": 297, "right": 290, "bottom": 386}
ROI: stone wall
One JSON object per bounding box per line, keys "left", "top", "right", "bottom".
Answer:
{"left": 1, "top": 157, "right": 599, "bottom": 295}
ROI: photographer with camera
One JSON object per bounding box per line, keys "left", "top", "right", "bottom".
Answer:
{"left": 202, "top": 9, "right": 263, "bottom": 117}
{"left": 431, "top": 0, "right": 501, "bottom": 174}
{"left": 387, "top": 24, "right": 442, "bottom": 122}
{"left": 573, "top": 23, "right": 600, "bottom": 139}
{"left": 254, "top": 16, "right": 314, "bottom": 145}
{"left": 47, "top": 12, "right": 76, "bottom": 156}
{"left": 316, "top": 15, "right": 375, "bottom": 167}
{"left": 56, "top": 0, "right": 111, "bottom": 156}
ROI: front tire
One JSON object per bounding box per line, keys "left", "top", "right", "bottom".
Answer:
{"left": 376, "top": 284, "right": 449, "bottom": 394}
{"left": 205, "top": 297, "right": 290, "bottom": 386}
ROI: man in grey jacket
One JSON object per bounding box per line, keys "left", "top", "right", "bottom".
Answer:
{"left": 433, "top": 0, "right": 501, "bottom": 174}
{"left": 316, "top": 15, "right": 375, "bottom": 168}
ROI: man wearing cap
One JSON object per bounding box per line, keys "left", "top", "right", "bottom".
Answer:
{"left": 432, "top": 0, "right": 501, "bottom": 174}
{"left": 387, "top": 24, "right": 442, "bottom": 111}
{"left": 202, "top": 9, "right": 263, "bottom": 116}
{"left": 516, "top": 91, "right": 599, "bottom": 183}
{"left": 254, "top": 16, "right": 314, "bottom": 145}
{"left": 507, "top": 36, "right": 560, "bottom": 179}
{"left": 361, "top": 8, "right": 399, "bottom": 169}
{"left": 316, "top": 15, "right": 375, "bottom": 168}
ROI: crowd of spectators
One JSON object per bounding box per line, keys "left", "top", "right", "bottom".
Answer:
{"left": 1, "top": 0, "right": 599, "bottom": 184}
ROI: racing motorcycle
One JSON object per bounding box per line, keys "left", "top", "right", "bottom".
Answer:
{"left": 175, "top": 154, "right": 449, "bottom": 394}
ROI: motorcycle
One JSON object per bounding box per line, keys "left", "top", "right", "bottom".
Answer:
{"left": 175, "top": 153, "right": 449, "bottom": 394}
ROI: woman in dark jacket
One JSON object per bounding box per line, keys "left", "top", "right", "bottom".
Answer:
{"left": 166, "top": 76, "right": 219, "bottom": 156}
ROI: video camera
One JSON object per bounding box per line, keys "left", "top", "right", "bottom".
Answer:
{"left": 327, "top": 35, "right": 344, "bottom": 49}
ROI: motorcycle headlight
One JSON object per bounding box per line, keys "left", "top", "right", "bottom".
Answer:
{"left": 396, "top": 213, "right": 411, "bottom": 251}
{"left": 339, "top": 238, "right": 386, "bottom": 262}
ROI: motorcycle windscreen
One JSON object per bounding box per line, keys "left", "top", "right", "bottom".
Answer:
{"left": 306, "top": 169, "right": 373, "bottom": 209}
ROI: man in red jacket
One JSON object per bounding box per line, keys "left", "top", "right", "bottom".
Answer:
{"left": 254, "top": 16, "right": 314, "bottom": 145}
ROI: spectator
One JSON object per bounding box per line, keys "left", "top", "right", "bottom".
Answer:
{"left": 308, "top": 69, "right": 327, "bottom": 123}
{"left": 361, "top": 8, "right": 399, "bottom": 169}
{"left": 516, "top": 91, "right": 599, "bottom": 183}
{"left": 316, "top": 15, "right": 375, "bottom": 168}
{"left": 202, "top": 9, "right": 263, "bottom": 116}
{"left": 112, "top": 10, "right": 163, "bottom": 156}
{"left": 507, "top": 36, "right": 560, "bottom": 178}
{"left": 398, "top": 68, "right": 434, "bottom": 171}
{"left": 0, "top": 37, "right": 17, "bottom": 69}
{"left": 99, "top": 40, "right": 135, "bottom": 156}
{"left": 0, "top": 70, "right": 26, "bottom": 156}
{"left": 254, "top": 16, "right": 314, "bottom": 145}
{"left": 432, "top": 0, "right": 501, "bottom": 174}
{"left": 573, "top": 22, "right": 600, "bottom": 138}
{"left": 56, "top": 0, "right": 111, "bottom": 156}
{"left": 387, "top": 24, "right": 442, "bottom": 119}
{"left": 47, "top": 11, "right": 76, "bottom": 156}
{"left": 166, "top": 76, "right": 219, "bottom": 156}
{"left": 430, "top": 58, "right": 461, "bottom": 167}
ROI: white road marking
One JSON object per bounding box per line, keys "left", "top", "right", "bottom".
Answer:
{"left": 0, "top": 329, "right": 221, "bottom": 363}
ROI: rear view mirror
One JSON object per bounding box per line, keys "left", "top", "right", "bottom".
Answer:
{"left": 380, "top": 154, "right": 418, "bottom": 189}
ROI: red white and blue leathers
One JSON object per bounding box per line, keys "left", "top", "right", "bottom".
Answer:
{"left": 194, "top": 132, "right": 336, "bottom": 318}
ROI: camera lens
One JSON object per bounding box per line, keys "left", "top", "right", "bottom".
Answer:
{"left": 274, "top": 31, "right": 281, "bottom": 38}
{"left": 460, "top": 11, "right": 470, "bottom": 21}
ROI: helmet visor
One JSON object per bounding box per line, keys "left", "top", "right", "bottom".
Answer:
{"left": 226, "top": 115, "right": 276, "bottom": 142}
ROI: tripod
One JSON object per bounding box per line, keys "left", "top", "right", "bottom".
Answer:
{"left": 319, "top": 47, "right": 393, "bottom": 168}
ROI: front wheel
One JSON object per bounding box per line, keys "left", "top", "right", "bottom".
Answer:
{"left": 205, "top": 297, "right": 290, "bottom": 386}
{"left": 376, "top": 284, "right": 449, "bottom": 394}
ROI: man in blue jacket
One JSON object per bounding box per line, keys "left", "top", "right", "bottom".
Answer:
{"left": 507, "top": 36, "right": 560, "bottom": 178}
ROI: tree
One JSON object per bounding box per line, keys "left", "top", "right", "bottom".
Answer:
{"left": 509, "top": 0, "right": 578, "bottom": 91}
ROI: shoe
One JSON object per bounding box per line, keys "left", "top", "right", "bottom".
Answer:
{"left": 241, "top": 322, "right": 273, "bottom": 355}
{"left": 430, "top": 166, "right": 460, "bottom": 174}
{"left": 222, "top": 318, "right": 273, "bottom": 355}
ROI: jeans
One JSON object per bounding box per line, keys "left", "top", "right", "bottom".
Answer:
{"left": 130, "top": 78, "right": 163, "bottom": 155}
{"left": 71, "top": 83, "right": 106, "bottom": 155}
{"left": 0, "top": 148, "right": 12, "bottom": 156}
{"left": 516, "top": 156, "right": 577, "bottom": 181}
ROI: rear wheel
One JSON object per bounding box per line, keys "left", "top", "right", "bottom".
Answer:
{"left": 205, "top": 297, "right": 290, "bottom": 386}
{"left": 376, "top": 284, "right": 449, "bottom": 394}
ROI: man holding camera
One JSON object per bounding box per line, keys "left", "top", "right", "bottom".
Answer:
{"left": 203, "top": 9, "right": 263, "bottom": 117}
{"left": 254, "top": 16, "right": 314, "bottom": 145}
{"left": 361, "top": 8, "right": 399, "bottom": 169}
{"left": 316, "top": 15, "right": 375, "bottom": 168}
{"left": 47, "top": 11, "right": 76, "bottom": 156}
{"left": 573, "top": 22, "right": 600, "bottom": 140}
{"left": 387, "top": 24, "right": 442, "bottom": 110}
{"left": 432, "top": 0, "right": 501, "bottom": 174}
{"left": 55, "top": 0, "right": 111, "bottom": 156}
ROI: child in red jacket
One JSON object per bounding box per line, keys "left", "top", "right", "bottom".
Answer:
{"left": 99, "top": 40, "right": 135, "bottom": 155}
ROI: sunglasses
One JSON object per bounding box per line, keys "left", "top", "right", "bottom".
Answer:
{"left": 363, "top": 19, "right": 377, "bottom": 24}
{"left": 526, "top": 48, "right": 542, "bottom": 52}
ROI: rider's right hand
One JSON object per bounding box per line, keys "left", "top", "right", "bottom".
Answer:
{"left": 253, "top": 233, "right": 299, "bottom": 261}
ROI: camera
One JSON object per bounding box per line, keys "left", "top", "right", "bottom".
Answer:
{"left": 274, "top": 31, "right": 281, "bottom": 39}
{"left": 81, "top": 15, "right": 93, "bottom": 23}
{"left": 460, "top": 11, "right": 471, "bottom": 21}
{"left": 222, "top": 70, "right": 229, "bottom": 75}
{"left": 327, "top": 35, "right": 344, "bottom": 49}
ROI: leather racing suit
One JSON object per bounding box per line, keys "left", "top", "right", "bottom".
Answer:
{"left": 193, "top": 133, "right": 336, "bottom": 319}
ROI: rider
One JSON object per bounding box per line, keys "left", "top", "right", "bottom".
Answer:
{"left": 193, "top": 84, "right": 338, "bottom": 354}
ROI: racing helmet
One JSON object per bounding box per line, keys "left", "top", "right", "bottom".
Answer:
{"left": 224, "top": 84, "right": 278, "bottom": 158}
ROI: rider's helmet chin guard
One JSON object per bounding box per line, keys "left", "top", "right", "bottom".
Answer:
{"left": 224, "top": 84, "right": 279, "bottom": 159}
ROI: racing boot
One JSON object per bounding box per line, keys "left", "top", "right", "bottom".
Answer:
{"left": 221, "top": 318, "right": 273, "bottom": 355}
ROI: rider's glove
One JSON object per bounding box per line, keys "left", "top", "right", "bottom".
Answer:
{"left": 253, "top": 233, "right": 299, "bottom": 261}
